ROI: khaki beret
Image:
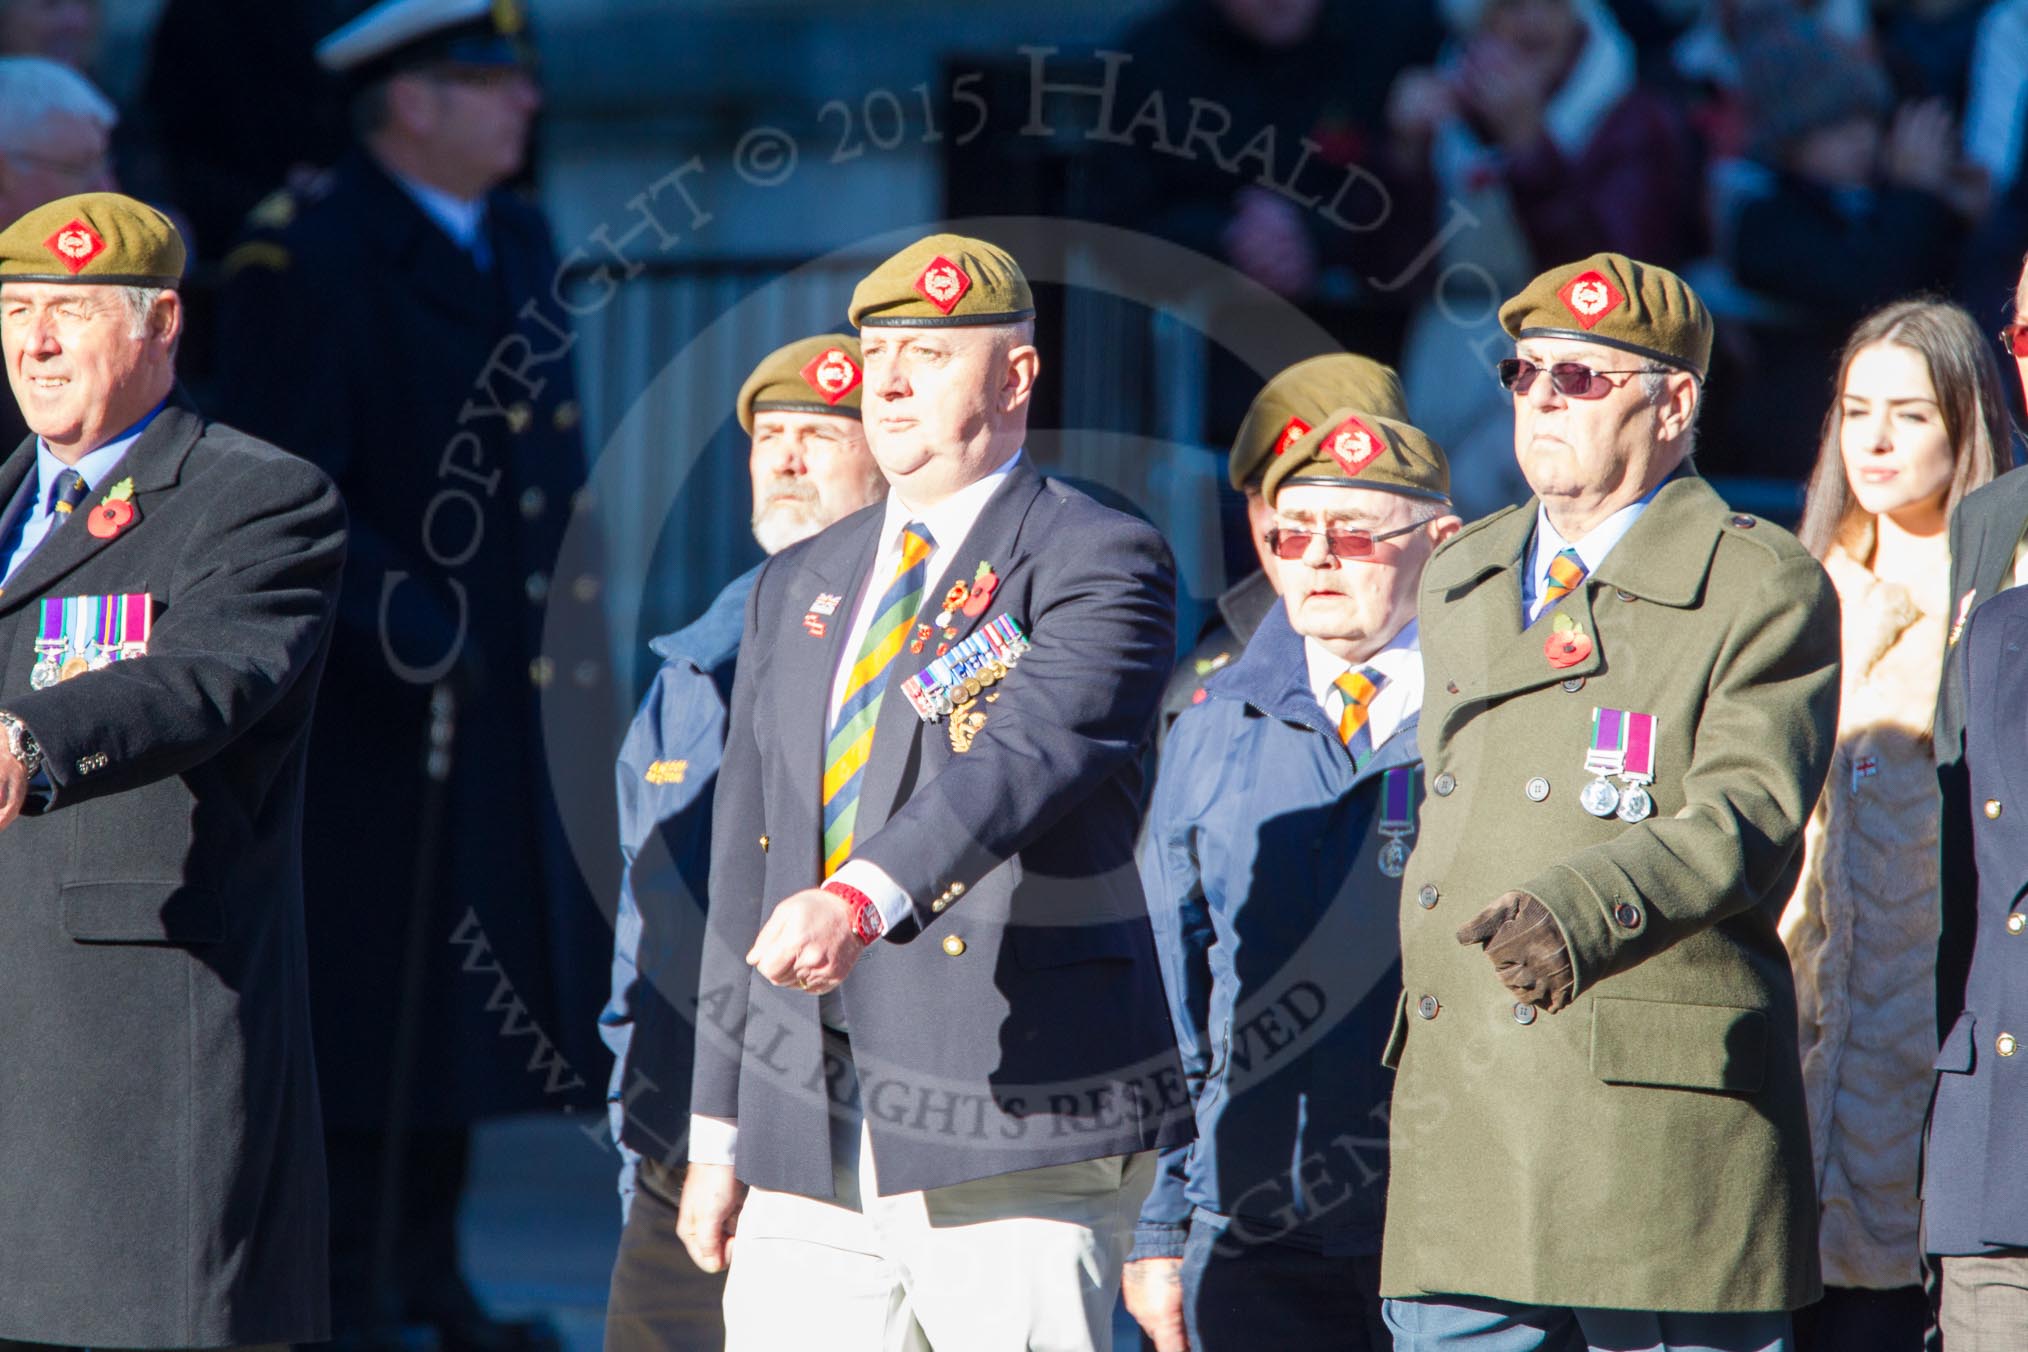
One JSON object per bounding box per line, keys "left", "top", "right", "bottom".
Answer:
{"left": 0, "top": 192, "right": 184, "bottom": 288}
{"left": 1499, "top": 252, "right": 1712, "bottom": 380}
{"left": 1263, "top": 408, "right": 1451, "bottom": 509}
{"left": 1229, "top": 353, "right": 1408, "bottom": 491}
{"left": 736, "top": 335, "right": 865, "bottom": 434}
{"left": 848, "top": 233, "right": 1035, "bottom": 329}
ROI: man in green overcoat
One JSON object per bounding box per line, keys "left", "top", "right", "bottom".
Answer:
{"left": 1380, "top": 252, "right": 1841, "bottom": 1352}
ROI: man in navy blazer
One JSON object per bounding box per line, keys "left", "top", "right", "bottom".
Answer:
{"left": 1927, "top": 249, "right": 2028, "bottom": 1345}
{"left": 677, "top": 234, "right": 1191, "bottom": 1349}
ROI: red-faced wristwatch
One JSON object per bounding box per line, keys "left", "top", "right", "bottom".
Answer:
{"left": 823, "top": 880, "right": 884, "bottom": 946}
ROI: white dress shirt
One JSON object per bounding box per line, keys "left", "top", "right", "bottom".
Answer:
{"left": 2, "top": 403, "right": 163, "bottom": 582}
{"left": 1304, "top": 620, "right": 1423, "bottom": 754}
{"left": 388, "top": 168, "right": 490, "bottom": 267}
{"left": 1520, "top": 488, "right": 1659, "bottom": 626}
{"left": 690, "top": 450, "right": 1024, "bottom": 1169}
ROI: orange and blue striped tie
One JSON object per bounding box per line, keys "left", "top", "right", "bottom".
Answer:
{"left": 1332, "top": 666, "right": 1385, "bottom": 768}
{"left": 821, "top": 521, "right": 935, "bottom": 877}
{"left": 1542, "top": 547, "right": 1587, "bottom": 606}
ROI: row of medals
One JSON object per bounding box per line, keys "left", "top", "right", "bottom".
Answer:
{"left": 1581, "top": 774, "right": 1654, "bottom": 824}
{"left": 31, "top": 647, "right": 120, "bottom": 688}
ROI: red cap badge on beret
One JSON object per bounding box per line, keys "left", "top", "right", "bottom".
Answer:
{"left": 44, "top": 219, "right": 104, "bottom": 275}
{"left": 1323, "top": 415, "right": 1385, "bottom": 477}
{"left": 1274, "top": 416, "right": 1311, "bottom": 456}
{"left": 799, "top": 347, "right": 862, "bottom": 404}
{"left": 914, "top": 256, "right": 971, "bottom": 315}
{"left": 1557, "top": 270, "right": 1624, "bottom": 331}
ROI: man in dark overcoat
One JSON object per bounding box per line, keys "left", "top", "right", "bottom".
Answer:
{"left": 0, "top": 192, "right": 343, "bottom": 1348}
{"left": 212, "top": 0, "right": 613, "bottom": 1342}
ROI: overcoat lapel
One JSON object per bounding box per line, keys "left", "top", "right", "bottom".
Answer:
{"left": 0, "top": 399, "right": 200, "bottom": 615}
{"left": 853, "top": 460, "right": 1047, "bottom": 841}
{"left": 0, "top": 437, "right": 39, "bottom": 585}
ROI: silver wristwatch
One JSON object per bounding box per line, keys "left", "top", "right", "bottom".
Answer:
{"left": 0, "top": 712, "right": 42, "bottom": 777}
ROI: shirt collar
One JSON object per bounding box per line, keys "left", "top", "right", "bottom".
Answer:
{"left": 1303, "top": 618, "right": 1421, "bottom": 707}
{"left": 1531, "top": 480, "right": 1665, "bottom": 591}
{"left": 877, "top": 448, "right": 1024, "bottom": 557}
{"left": 36, "top": 398, "right": 165, "bottom": 512}
{"left": 388, "top": 169, "right": 487, "bottom": 251}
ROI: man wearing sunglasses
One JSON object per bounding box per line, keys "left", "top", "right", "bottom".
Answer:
{"left": 1158, "top": 354, "right": 1409, "bottom": 748}
{"left": 1927, "top": 248, "right": 2028, "bottom": 1345}
{"left": 1381, "top": 252, "right": 1840, "bottom": 1352}
{"left": 1127, "top": 407, "right": 1458, "bottom": 1352}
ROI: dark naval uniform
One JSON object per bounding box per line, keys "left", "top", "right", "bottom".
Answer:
{"left": 213, "top": 147, "right": 614, "bottom": 1323}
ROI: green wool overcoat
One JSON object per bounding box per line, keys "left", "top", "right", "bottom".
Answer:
{"left": 1380, "top": 476, "right": 1840, "bottom": 1313}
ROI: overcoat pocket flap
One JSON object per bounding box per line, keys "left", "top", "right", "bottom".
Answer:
{"left": 62, "top": 881, "right": 223, "bottom": 944}
{"left": 1935, "top": 1010, "right": 1977, "bottom": 1074}
{"left": 1590, "top": 997, "right": 1767, "bottom": 1092}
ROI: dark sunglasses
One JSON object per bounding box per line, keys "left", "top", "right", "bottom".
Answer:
{"left": 2000, "top": 322, "right": 2028, "bottom": 359}
{"left": 1497, "top": 357, "right": 1662, "bottom": 400}
{"left": 1264, "top": 519, "right": 1426, "bottom": 560}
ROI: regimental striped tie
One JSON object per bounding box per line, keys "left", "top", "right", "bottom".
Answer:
{"left": 47, "top": 468, "right": 88, "bottom": 528}
{"left": 1332, "top": 666, "right": 1386, "bottom": 768}
{"left": 821, "top": 521, "right": 936, "bottom": 877}
{"left": 1541, "top": 546, "right": 1588, "bottom": 607}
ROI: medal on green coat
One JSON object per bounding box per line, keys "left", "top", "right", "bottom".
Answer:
{"left": 1581, "top": 706, "right": 1626, "bottom": 817}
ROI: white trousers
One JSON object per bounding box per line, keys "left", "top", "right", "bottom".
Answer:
{"left": 721, "top": 1107, "right": 1153, "bottom": 1352}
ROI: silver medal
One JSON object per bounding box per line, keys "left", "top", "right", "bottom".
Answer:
{"left": 1616, "top": 784, "right": 1653, "bottom": 824}
{"left": 28, "top": 657, "right": 56, "bottom": 690}
{"left": 1580, "top": 776, "right": 1621, "bottom": 818}
{"left": 1379, "top": 837, "right": 1409, "bottom": 878}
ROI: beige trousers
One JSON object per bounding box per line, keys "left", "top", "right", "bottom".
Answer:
{"left": 721, "top": 1109, "right": 1153, "bottom": 1352}
{"left": 1940, "top": 1250, "right": 2028, "bottom": 1351}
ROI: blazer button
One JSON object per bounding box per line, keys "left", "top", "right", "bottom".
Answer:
{"left": 758, "top": 835, "right": 769, "bottom": 853}
{"left": 1416, "top": 994, "right": 1440, "bottom": 1020}
{"left": 1432, "top": 772, "right": 1457, "bottom": 797}
{"left": 507, "top": 401, "right": 534, "bottom": 434}
{"left": 950, "top": 882, "right": 964, "bottom": 897}
{"left": 1525, "top": 776, "right": 1551, "bottom": 802}
{"left": 1987, "top": 800, "right": 2004, "bottom": 819}
{"left": 1513, "top": 1003, "right": 1537, "bottom": 1026}
{"left": 1417, "top": 883, "right": 1440, "bottom": 910}
{"left": 525, "top": 571, "right": 550, "bottom": 604}
{"left": 1561, "top": 677, "right": 1585, "bottom": 693}
{"left": 931, "top": 898, "right": 948, "bottom": 914}
{"left": 529, "top": 657, "right": 555, "bottom": 687}
{"left": 2009, "top": 913, "right": 2026, "bottom": 936}
{"left": 1614, "top": 902, "right": 1643, "bottom": 929}
{"left": 519, "top": 486, "right": 547, "bottom": 520}
{"left": 942, "top": 935, "right": 966, "bottom": 957}
{"left": 1999, "top": 1032, "right": 2019, "bottom": 1058}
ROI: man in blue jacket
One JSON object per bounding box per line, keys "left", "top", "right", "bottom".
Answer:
{"left": 1126, "top": 401, "right": 1460, "bottom": 1351}
{"left": 600, "top": 333, "right": 883, "bottom": 1350}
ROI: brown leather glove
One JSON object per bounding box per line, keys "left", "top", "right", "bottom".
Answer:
{"left": 1457, "top": 890, "right": 1575, "bottom": 1013}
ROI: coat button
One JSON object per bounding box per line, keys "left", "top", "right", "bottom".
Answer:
{"left": 528, "top": 657, "right": 555, "bottom": 687}
{"left": 942, "top": 935, "right": 966, "bottom": 957}
{"left": 574, "top": 660, "right": 603, "bottom": 687}
{"left": 519, "top": 486, "right": 547, "bottom": 520}
{"left": 1433, "top": 772, "right": 1456, "bottom": 797}
{"left": 1615, "top": 589, "right": 1637, "bottom": 603}
{"left": 931, "top": 898, "right": 948, "bottom": 914}
{"left": 573, "top": 574, "right": 601, "bottom": 603}
{"left": 758, "top": 835, "right": 769, "bottom": 852}
{"left": 1561, "top": 677, "right": 1585, "bottom": 693}
{"left": 525, "top": 571, "right": 550, "bottom": 604}
{"left": 1614, "top": 902, "right": 1643, "bottom": 929}
{"left": 950, "top": 882, "right": 964, "bottom": 896}
{"left": 507, "top": 402, "right": 534, "bottom": 434}
{"left": 1730, "top": 514, "right": 1757, "bottom": 529}
{"left": 1513, "top": 1003, "right": 1537, "bottom": 1026}
{"left": 1445, "top": 681, "right": 1459, "bottom": 695}
{"left": 1999, "top": 1032, "right": 2019, "bottom": 1058}
{"left": 554, "top": 399, "right": 582, "bottom": 431}
{"left": 1987, "top": 800, "right": 2004, "bottom": 819}
{"left": 1418, "top": 883, "right": 1440, "bottom": 910}
{"left": 1416, "top": 994, "right": 1440, "bottom": 1020}
{"left": 2009, "top": 913, "right": 2026, "bottom": 936}
{"left": 1525, "top": 776, "right": 1551, "bottom": 802}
